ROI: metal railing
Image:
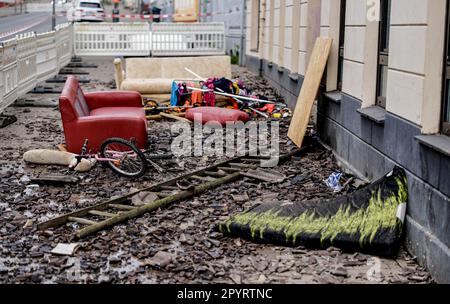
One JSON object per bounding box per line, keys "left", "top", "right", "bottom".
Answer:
{"left": 0, "top": 23, "right": 73, "bottom": 114}
{"left": 151, "top": 22, "right": 226, "bottom": 57}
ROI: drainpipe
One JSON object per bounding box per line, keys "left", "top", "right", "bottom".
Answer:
{"left": 52, "top": 0, "right": 56, "bottom": 30}
{"left": 239, "top": 0, "right": 246, "bottom": 66}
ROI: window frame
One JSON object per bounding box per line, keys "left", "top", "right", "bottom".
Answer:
{"left": 442, "top": 0, "right": 450, "bottom": 136}
{"left": 337, "top": 0, "right": 347, "bottom": 91}
{"left": 375, "top": 0, "right": 391, "bottom": 108}
{"left": 250, "top": 0, "right": 261, "bottom": 52}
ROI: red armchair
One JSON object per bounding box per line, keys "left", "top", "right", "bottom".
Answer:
{"left": 59, "top": 76, "right": 148, "bottom": 153}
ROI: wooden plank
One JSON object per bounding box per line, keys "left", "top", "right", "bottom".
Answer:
{"left": 229, "top": 163, "right": 256, "bottom": 169}
{"left": 241, "top": 172, "right": 272, "bottom": 182}
{"left": 159, "top": 112, "right": 192, "bottom": 123}
{"left": 218, "top": 167, "right": 240, "bottom": 172}
{"left": 190, "top": 175, "right": 216, "bottom": 182}
{"left": 204, "top": 171, "right": 227, "bottom": 178}
{"left": 153, "top": 192, "right": 174, "bottom": 198}
{"left": 288, "top": 37, "right": 333, "bottom": 147}
{"left": 108, "top": 204, "right": 135, "bottom": 211}
{"left": 88, "top": 210, "right": 117, "bottom": 218}
{"left": 30, "top": 175, "right": 77, "bottom": 184}
{"left": 68, "top": 217, "right": 97, "bottom": 226}
{"left": 160, "top": 185, "right": 180, "bottom": 191}
{"left": 146, "top": 113, "right": 186, "bottom": 121}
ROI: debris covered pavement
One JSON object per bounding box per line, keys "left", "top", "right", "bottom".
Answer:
{"left": 0, "top": 58, "right": 432, "bottom": 284}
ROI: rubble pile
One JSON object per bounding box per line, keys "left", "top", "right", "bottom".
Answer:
{"left": 0, "top": 59, "right": 432, "bottom": 284}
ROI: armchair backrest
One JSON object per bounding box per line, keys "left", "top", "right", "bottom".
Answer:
{"left": 59, "top": 76, "right": 90, "bottom": 123}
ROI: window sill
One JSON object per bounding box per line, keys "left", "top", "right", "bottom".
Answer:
{"left": 323, "top": 91, "right": 342, "bottom": 104}
{"left": 415, "top": 134, "right": 450, "bottom": 158}
{"left": 357, "top": 106, "right": 386, "bottom": 125}
{"left": 288, "top": 73, "right": 299, "bottom": 82}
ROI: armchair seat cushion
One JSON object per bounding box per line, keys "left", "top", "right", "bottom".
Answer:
{"left": 90, "top": 107, "right": 146, "bottom": 119}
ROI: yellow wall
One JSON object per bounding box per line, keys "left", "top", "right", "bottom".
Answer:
{"left": 173, "top": 0, "right": 199, "bottom": 22}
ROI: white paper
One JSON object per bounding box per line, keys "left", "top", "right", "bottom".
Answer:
{"left": 51, "top": 243, "right": 80, "bottom": 256}
{"left": 396, "top": 203, "right": 407, "bottom": 223}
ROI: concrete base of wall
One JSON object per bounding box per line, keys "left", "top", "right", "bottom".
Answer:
{"left": 245, "top": 53, "right": 450, "bottom": 283}
{"left": 317, "top": 93, "right": 450, "bottom": 283}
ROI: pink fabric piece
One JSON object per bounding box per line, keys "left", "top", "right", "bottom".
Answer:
{"left": 186, "top": 107, "right": 250, "bottom": 126}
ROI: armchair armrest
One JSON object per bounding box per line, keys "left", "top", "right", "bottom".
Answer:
{"left": 114, "top": 58, "right": 124, "bottom": 90}
{"left": 84, "top": 91, "right": 143, "bottom": 110}
{"left": 65, "top": 116, "right": 148, "bottom": 153}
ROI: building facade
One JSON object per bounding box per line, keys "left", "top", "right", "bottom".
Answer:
{"left": 245, "top": 0, "right": 450, "bottom": 283}
{"left": 199, "top": 0, "right": 246, "bottom": 64}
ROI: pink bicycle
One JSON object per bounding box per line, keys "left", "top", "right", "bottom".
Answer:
{"left": 76, "top": 138, "right": 171, "bottom": 179}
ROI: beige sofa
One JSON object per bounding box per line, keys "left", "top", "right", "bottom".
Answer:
{"left": 114, "top": 56, "right": 232, "bottom": 101}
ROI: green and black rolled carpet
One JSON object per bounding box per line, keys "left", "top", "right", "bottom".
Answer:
{"left": 218, "top": 167, "right": 408, "bottom": 257}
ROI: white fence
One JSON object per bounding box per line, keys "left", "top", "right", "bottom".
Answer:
{"left": 0, "top": 21, "right": 226, "bottom": 114}
{"left": 0, "top": 23, "right": 73, "bottom": 114}
{"left": 151, "top": 22, "right": 226, "bottom": 57}
{"left": 72, "top": 22, "right": 226, "bottom": 57}
{"left": 73, "top": 23, "right": 151, "bottom": 57}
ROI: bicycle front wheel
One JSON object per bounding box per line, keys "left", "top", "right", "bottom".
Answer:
{"left": 100, "top": 138, "right": 147, "bottom": 178}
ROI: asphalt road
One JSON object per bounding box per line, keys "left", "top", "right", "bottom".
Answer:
{"left": 0, "top": 11, "right": 68, "bottom": 41}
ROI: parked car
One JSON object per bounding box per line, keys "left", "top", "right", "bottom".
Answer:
{"left": 67, "top": 0, "right": 105, "bottom": 22}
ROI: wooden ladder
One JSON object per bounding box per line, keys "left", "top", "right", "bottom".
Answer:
{"left": 38, "top": 147, "right": 309, "bottom": 239}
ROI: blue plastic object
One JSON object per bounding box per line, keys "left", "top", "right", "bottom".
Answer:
{"left": 324, "top": 172, "right": 343, "bottom": 192}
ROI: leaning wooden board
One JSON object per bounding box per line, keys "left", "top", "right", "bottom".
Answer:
{"left": 288, "top": 37, "right": 333, "bottom": 147}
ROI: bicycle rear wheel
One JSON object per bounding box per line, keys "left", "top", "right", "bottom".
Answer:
{"left": 100, "top": 138, "right": 147, "bottom": 178}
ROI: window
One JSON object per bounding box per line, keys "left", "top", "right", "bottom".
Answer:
{"left": 80, "top": 2, "right": 102, "bottom": 9}
{"left": 376, "top": 0, "right": 391, "bottom": 108}
{"left": 443, "top": 1, "right": 450, "bottom": 135}
{"left": 250, "top": 0, "right": 261, "bottom": 52}
{"left": 337, "top": 0, "right": 347, "bottom": 90}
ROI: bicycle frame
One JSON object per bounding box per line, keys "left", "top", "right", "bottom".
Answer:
{"left": 94, "top": 150, "right": 140, "bottom": 163}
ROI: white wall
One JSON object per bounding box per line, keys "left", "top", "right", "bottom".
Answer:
{"left": 387, "top": 0, "right": 446, "bottom": 133}
{"left": 245, "top": 0, "right": 448, "bottom": 133}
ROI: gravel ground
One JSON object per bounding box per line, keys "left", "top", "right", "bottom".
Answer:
{"left": 0, "top": 58, "right": 432, "bottom": 284}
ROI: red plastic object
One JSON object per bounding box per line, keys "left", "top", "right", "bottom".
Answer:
{"left": 186, "top": 107, "right": 250, "bottom": 126}
{"left": 259, "top": 104, "right": 276, "bottom": 114}
{"left": 59, "top": 76, "right": 148, "bottom": 153}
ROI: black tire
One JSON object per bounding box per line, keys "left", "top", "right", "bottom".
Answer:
{"left": 146, "top": 153, "right": 173, "bottom": 160}
{"left": 100, "top": 138, "right": 147, "bottom": 178}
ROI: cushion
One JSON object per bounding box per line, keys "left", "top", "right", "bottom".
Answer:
{"left": 121, "top": 78, "right": 173, "bottom": 94}
{"left": 60, "top": 76, "right": 92, "bottom": 123}
{"left": 74, "top": 88, "right": 90, "bottom": 117}
{"left": 125, "top": 56, "right": 232, "bottom": 80}
{"left": 90, "top": 107, "right": 146, "bottom": 119}
{"left": 186, "top": 107, "right": 250, "bottom": 126}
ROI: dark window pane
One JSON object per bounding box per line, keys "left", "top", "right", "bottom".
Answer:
{"left": 379, "top": 0, "right": 392, "bottom": 52}
{"left": 380, "top": 65, "right": 389, "bottom": 99}
{"left": 445, "top": 80, "right": 450, "bottom": 122}
{"left": 377, "top": 0, "right": 391, "bottom": 108}
{"left": 337, "top": 0, "right": 346, "bottom": 89}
